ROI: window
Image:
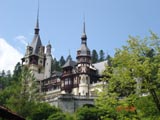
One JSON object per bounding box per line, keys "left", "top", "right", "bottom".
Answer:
{"left": 38, "top": 68, "right": 41, "bottom": 73}
{"left": 61, "top": 81, "right": 64, "bottom": 87}
{"left": 65, "top": 78, "right": 68, "bottom": 85}
{"left": 68, "top": 79, "right": 71, "bottom": 84}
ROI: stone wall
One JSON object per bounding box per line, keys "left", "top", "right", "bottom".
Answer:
{"left": 52, "top": 94, "right": 96, "bottom": 113}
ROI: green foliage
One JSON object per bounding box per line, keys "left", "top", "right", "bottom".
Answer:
{"left": 99, "top": 50, "right": 105, "bottom": 62}
{"left": 3, "top": 67, "right": 40, "bottom": 117}
{"left": 48, "top": 112, "right": 66, "bottom": 120}
{"left": 0, "top": 66, "right": 43, "bottom": 118}
{"left": 51, "top": 58, "right": 62, "bottom": 72}
{"left": 92, "top": 49, "right": 99, "bottom": 63}
{"left": 96, "top": 32, "right": 160, "bottom": 119}
{"left": 76, "top": 106, "right": 101, "bottom": 120}
{"left": 0, "top": 64, "right": 73, "bottom": 120}
{"left": 64, "top": 112, "right": 75, "bottom": 120}
{"left": 135, "top": 95, "right": 160, "bottom": 119}
{"left": 27, "top": 102, "right": 61, "bottom": 120}
{"left": 47, "top": 112, "right": 75, "bottom": 120}
{"left": 59, "top": 56, "right": 66, "bottom": 66}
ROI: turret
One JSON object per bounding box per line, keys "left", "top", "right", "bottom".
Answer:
{"left": 76, "top": 22, "right": 91, "bottom": 64}
{"left": 44, "top": 42, "right": 52, "bottom": 79}
{"left": 76, "top": 21, "right": 91, "bottom": 96}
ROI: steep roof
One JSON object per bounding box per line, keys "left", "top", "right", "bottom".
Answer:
{"left": 30, "top": 34, "right": 42, "bottom": 55}
{"left": 51, "top": 71, "right": 62, "bottom": 77}
{"left": 62, "top": 55, "right": 76, "bottom": 68}
{"left": 93, "top": 60, "right": 108, "bottom": 75}
{"left": 30, "top": 15, "right": 43, "bottom": 55}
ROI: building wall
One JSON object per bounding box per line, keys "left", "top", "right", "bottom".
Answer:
{"left": 56, "top": 94, "right": 95, "bottom": 113}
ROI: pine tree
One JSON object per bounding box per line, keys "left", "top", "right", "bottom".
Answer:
{"left": 99, "top": 50, "right": 105, "bottom": 62}
{"left": 59, "top": 56, "right": 65, "bottom": 67}
{"left": 91, "top": 49, "right": 98, "bottom": 63}
{"left": 51, "top": 58, "right": 61, "bottom": 72}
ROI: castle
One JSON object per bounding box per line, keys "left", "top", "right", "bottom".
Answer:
{"left": 21, "top": 16, "right": 108, "bottom": 112}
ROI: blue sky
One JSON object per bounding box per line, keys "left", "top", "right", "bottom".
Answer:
{"left": 0, "top": 0, "right": 160, "bottom": 72}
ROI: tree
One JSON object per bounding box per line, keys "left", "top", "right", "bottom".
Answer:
{"left": 99, "top": 50, "right": 105, "bottom": 62}
{"left": 1, "top": 70, "right": 5, "bottom": 77}
{"left": 47, "top": 112, "right": 66, "bottom": 120}
{"left": 76, "top": 106, "right": 101, "bottom": 120}
{"left": 13, "top": 62, "right": 22, "bottom": 78}
{"left": 51, "top": 58, "right": 61, "bottom": 72}
{"left": 59, "top": 56, "right": 66, "bottom": 67}
{"left": 96, "top": 32, "right": 160, "bottom": 119}
{"left": 28, "top": 102, "right": 61, "bottom": 120}
{"left": 5, "top": 66, "right": 42, "bottom": 117}
{"left": 0, "top": 70, "right": 12, "bottom": 90}
{"left": 91, "top": 49, "right": 98, "bottom": 63}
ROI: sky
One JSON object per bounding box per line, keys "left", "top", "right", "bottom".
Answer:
{"left": 0, "top": 0, "right": 160, "bottom": 72}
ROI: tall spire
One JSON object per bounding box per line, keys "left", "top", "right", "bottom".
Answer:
{"left": 30, "top": 0, "right": 42, "bottom": 55}
{"left": 81, "top": 17, "right": 87, "bottom": 43}
{"left": 77, "top": 17, "right": 91, "bottom": 61}
{"left": 83, "top": 15, "right": 86, "bottom": 33}
{"left": 35, "top": 0, "right": 40, "bottom": 34}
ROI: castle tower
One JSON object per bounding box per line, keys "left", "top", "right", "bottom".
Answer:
{"left": 44, "top": 42, "right": 52, "bottom": 79}
{"left": 76, "top": 21, "right": 91, "bottom": 96}
{"left": 22, "top": 12, "right": 45, "bottom": 81}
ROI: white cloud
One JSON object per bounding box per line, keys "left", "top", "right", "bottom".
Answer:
{"left": 15, "top": 35, "right": 28, "bottom": 46}
{"left": 0, "top": 38, "right": 23, "bottom": 73}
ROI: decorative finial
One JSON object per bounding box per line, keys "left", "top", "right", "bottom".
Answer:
{"left": 83, "top": 14, "right": 86, "bottom": 34}
{"left": 37, "top": 0, "right": 40, "bottom": 28}
{"left": 81, "top": 16, "right": 87, "bottom": 41}
{"left": 35, "top": 0, "right": 40, "bottom": 34}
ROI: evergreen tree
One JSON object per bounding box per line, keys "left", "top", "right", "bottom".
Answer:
{"left": 5, "top": 66, "right": 42, "bottom": 117}
{"left": 99, "top": 50, "right": 105, "bottom": 62}
{"left": 12, "top": 62, "right": 22, "bottom": 81}
{"left": 106, "top": 54, "right": 112, "bottom": 66}
{"left": 106, "top": 54, "right": 111, "bottom": 60}
{"left": 1, "top": 70, "right": 5, "bottom": 77}
{"left": 51, "top": 58, "right": 61, "bottom": 72}
{"left": 91, "top": 49, "right": 98, "bottom": 63}
{"left": 0, "top": 70, "right": 12, "bottom": 90}
{"left": 59, "top": 56, "right": 66, "bottom": 67}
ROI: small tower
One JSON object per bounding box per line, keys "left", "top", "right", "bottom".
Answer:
{"left": 44, "top": 42, "right": 52, "bottom": 79}
{"left": 76, "top": 21, "right": 91, "bottom": 96}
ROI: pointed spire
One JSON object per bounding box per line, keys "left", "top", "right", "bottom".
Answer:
{"left": 35, "top": 0, "right": 40, "bottom": 34}
{"left": 81, "top": 17, "right": 87, "bottom": 43}
{"left": 30, "top": 0, "right": 42, "bottom": 55}
{"left": 83, "top": 16, "right": 86, "bottom": 34}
